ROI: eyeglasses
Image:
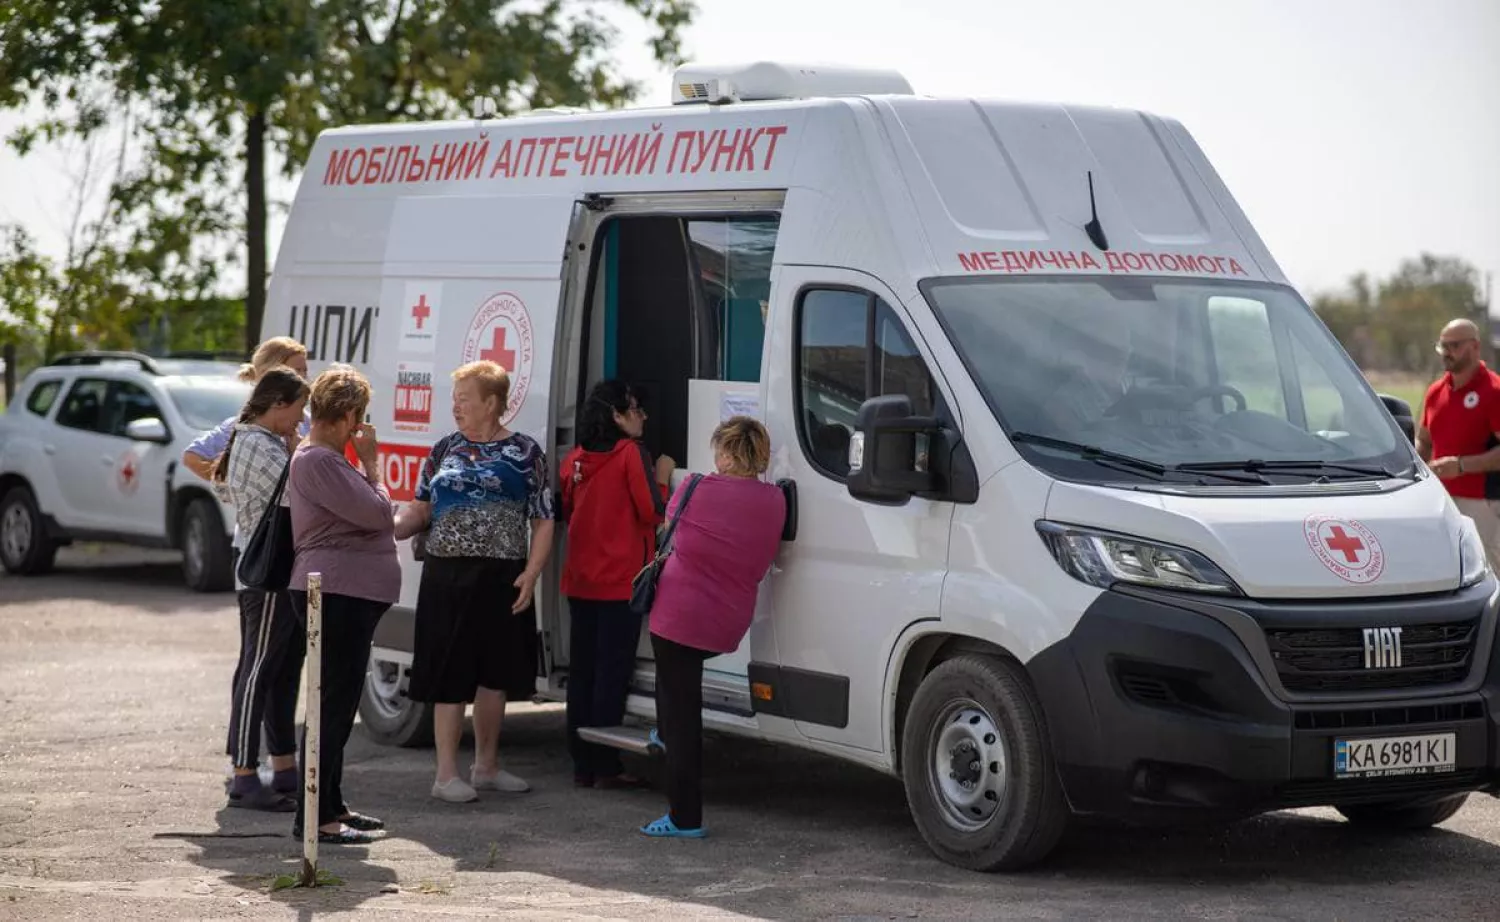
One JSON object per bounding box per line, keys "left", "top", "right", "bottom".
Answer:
{"left": 1436, "top": 339, "right": 1476, "bottom": 354}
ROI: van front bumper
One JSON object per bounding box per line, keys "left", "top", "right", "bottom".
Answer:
{"left": 1027, "top": 578, "right": 1500, "bottom": 822}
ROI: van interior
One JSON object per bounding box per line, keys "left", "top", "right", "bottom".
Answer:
{"left": 549, "top": 201, "right": 783, "bottom": 680}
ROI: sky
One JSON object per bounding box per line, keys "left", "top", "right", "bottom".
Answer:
{"left": 1, "top": 0, "right": 1496, "bottom": 302}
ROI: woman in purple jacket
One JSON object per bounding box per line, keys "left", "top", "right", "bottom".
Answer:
{"left": 640, "top": 416, "right": 785, "bottom": 839}
{"left": 286, "top": 364, "right": 400, "bottom": 845}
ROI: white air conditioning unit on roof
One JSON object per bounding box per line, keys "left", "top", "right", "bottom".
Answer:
{"left": 670, "top": 61, "right": 914, "bottom": 106}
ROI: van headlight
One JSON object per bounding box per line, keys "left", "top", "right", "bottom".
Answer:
{"left": 1036, "top": 521, "right": 1241, "bottom": 595}
{"left": 1458, "top": 516, "right": 1490, "bottom": 588}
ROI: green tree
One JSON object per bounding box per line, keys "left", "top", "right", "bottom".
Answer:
{"left": 0, "top": 0, "right": 695, "bottom": 353}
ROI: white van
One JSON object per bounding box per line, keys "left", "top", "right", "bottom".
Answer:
{"left": 265, "top": 62, "right": 1497, "bottom": 871}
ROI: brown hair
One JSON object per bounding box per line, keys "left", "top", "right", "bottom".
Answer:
{"left": 452, "top": 360, "right": 511, "bottom": 415}
{"left": 308, "top": 363, "right": 372, "bottom": 424}
{"left": 239, "top": 336, "right": 307, "bottom": 383}
{"left": 712, "top": 416, "right": 771, "bottom": 476}
{"left": 212, "top": 366, "right": 310, "bottom": 482}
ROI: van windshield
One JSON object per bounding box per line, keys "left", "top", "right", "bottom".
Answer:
{"left": 922, "top": 276, "right": 1415, "bottom": 485}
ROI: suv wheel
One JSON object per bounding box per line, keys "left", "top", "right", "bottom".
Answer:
{"left": 0, "top": 485, "right": 57, "bottom": 576}
{"left": 181, "top": 497, "right": 233, "bottom": 592}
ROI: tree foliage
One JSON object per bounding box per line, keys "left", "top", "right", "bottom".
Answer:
{"left": 0, "top": 0, "right": 695, "bottom": 359}
{"left": 1313, "top": 254, "right": 1490, "bottom": 375}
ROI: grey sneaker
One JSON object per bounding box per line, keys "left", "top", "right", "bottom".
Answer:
{"left": 431, "top": 777, "right": 479, "bottom": 803}
{"left": 471, "top": 767, "right": 530, "bottom": 793}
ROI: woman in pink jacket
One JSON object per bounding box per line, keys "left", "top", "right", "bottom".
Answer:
{"left": 640, "top": 416, "right": 785, "bottom": 839}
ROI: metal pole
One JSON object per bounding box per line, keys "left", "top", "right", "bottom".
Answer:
{"left": 299, "top": 571, "right": 322, "bottom": 886}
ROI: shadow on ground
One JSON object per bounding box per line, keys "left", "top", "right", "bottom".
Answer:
{"left": 161, "top": 705, "right": 1500, "bottom": 919}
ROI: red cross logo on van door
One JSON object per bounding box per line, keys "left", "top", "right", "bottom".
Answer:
{"left": 410, "top": 294, "right": 431, "bottom": 330}
{"left": 1304, "top": 515, "right": 1384, "bottom": 584}
{"left": 480, "top": 327, "right": 517, "bottom": 373}
{"left": 116, "top": 454, "right": 140, "bottom": 495}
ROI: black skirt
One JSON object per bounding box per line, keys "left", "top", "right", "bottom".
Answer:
{"left": 407, "top": 555, "right": 538, "bottom": 704}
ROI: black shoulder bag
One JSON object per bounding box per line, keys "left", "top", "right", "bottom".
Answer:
{"left": 629, "top": 473, "right": 704, "bottom": 616}
{"left": 236, "top": 461, "right": 295, "bottom": 591}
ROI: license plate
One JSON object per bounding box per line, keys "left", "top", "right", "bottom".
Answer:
{"left": 1334, "top": 733, "right": 1456, "bottom": 778}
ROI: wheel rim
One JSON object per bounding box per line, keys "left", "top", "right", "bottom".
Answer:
{"left": 364, "top": 655, "right": 407, "bottom": 722}
{"left": 2, "top": 502, "right": 33, "bottom": 564}
{"left": 183, "top": 513, "right": 208, "bottom": 581}
{"left": 929, "top": 698, "right": 1009, "bottom": 832}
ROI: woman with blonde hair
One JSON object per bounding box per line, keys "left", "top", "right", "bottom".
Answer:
{"left": 287, "top": 363, "right": 399, "bottom": 845}
{"left": 637, "top": 416, "right": 785, "bottom": 839}
{"left": 394, "top": 360, "right": 556, "bottom": 803}
{"left": 182, "top": 336, "right": 310, "bottom": 480}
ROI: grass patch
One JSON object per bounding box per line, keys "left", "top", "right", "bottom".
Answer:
{"left": 270, "top": 868, "right": 345, "bottom": 891}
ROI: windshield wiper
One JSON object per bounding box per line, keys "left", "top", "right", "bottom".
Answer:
{"left": 1010, "top": 431, "right": 1166, "bottom": 478}
{"left": 1010, "top": 432, "right": 1270, "bottom": 484}
{"left": 1174, "top": 459, "right": 1400, "bottom": 479}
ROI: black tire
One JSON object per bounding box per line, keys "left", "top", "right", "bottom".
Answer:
{"left": 900, "top": 654, "right": 1069, "bottom": 872}
{"left": 1336, "top": 793, "right": 1469, "bottom": 830}
{"left": 358, "top": 653, "right": 434, "bottom": 748}
{"left": 0, "top": 485, "right": 58, "bottom": 576}
{"left": 181, "top": 497, "right": 233, "bottom": 592}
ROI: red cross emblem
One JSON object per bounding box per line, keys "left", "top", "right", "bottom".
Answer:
{"left": 116, "top": 455, "right": 140, "bottom": 494}
{"left": 480, "top": 326, "right": 517, "bottom": 372}
{"left": 411, "top": 294, "right": 431, "bottom": 330}
{"left": 1304, "top": 515, "right": 1384, "bottom": 584}
{"left": 1323, "top": 525, "right": 1365, "bottom": 564}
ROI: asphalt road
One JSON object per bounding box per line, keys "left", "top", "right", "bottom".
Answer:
{"left": 2, "top": 547, "right": 1500, "bottom": 920}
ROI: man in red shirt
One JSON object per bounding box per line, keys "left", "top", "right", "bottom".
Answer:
{"left": 1417, "top": 318, "right": 1500, "bottom": 570}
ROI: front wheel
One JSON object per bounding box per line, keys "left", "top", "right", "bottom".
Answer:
{"left": 900, "top": 654, "right": 1069, "bottom": 872}
{"left": 358, "top": 652, "right": 434, "bottom": 748}
{"left": 181, "top": 497, "right": 233, "bottom": 592}
{"left": 1336, "top": 793, "right": 1469, "bottom": 830}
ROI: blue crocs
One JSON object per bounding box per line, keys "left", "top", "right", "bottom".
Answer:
{"left": 648, "top": 728, "right": 667, "bottom": 754}
{"left": 639, "top": 814, "right": 706, "bottom": 838}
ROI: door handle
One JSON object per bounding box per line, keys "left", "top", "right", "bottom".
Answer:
{"left": 42, "top": 444, "right": 56, "bottom": 455}
{"left": 776, "top": 478, "right": 798, "bottom": 542}
{"left": 101, "top": 455, "right": 115, "bottom": 466}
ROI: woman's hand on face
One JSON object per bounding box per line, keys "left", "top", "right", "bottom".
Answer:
{"left": 351, "top": 423, "right": 379, "bottom": 464}
{"left": 512, "top": 567, "right": 540, "bottom": 614}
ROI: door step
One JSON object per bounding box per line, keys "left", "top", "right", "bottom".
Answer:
{"left": 576, "top": 725, "right": 662, "bottom": 756}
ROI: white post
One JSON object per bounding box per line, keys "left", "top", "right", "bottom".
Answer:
{"left": 300, "top": 572, "right": 323, "bottom": 886}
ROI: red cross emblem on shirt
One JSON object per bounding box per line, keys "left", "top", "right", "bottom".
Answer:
{"left": 481, "top": 326, "right": 517, "bottom": 372}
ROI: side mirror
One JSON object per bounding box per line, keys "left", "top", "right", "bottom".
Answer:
{"left": 1377, "top": 393, "right": 1415, "bottom": 444}
{"left": 847, "top": 395, "right": 939, "bottom": 504}
{"left": 125, "top": 417, "right": 170, "bottom": 443}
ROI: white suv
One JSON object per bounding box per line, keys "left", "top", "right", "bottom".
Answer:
{"left": 0, "top": 352, "right": 249, "bottom": 591}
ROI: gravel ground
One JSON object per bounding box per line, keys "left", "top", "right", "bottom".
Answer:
{"left": 2, "top": 547, "right": 1499, "bottom": 920}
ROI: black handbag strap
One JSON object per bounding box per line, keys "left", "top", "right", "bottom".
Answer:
{"left": 657, "top": 473, "right": 704, "bottom": 557}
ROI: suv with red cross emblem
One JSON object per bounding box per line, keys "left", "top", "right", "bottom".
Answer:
{"left": 0, "top": 352, "right": 248, "bottom": 591}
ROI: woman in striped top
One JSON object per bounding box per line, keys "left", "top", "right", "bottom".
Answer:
{"left": 212, "top": 366, "right": 309, "bottom": 811}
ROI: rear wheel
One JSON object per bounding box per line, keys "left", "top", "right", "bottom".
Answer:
{"left": 900, "top": 654, "right": 1069, "bottom": 872}
{"left": 1336, "top": 793, "right": 1469, "bottom": 830}
{"left": 358, "top": 652, "right": 434, "bottom": 748}
{"left": 181, "top": 497, "right": 233, "bottom": 592}
{"left": 0, "top": 485, "right": 57, "bottom": 576}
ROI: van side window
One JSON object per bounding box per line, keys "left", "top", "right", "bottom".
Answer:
{"left": 797, "top": 288, "right": 941, "bottom": 479}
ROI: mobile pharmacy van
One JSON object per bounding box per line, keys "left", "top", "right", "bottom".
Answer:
{"left": 265, "top": 62, "right": 1498, "bottom": 871}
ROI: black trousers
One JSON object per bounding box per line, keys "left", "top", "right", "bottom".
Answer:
{"left": 289, "top": 590, "right": 388, "bottom": 829}
{"left": 226, "top": 588, "right": 304, "bottom": 768}
{"left": 566, "top": 598, "right": 643, "bottom": 777}
{"left": 651, "top": 632, "right": 713, "bottom": 830}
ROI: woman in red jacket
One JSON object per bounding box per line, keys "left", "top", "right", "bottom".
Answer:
{"left": 560, "top": 380, "right": 674, "bottom": 788}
